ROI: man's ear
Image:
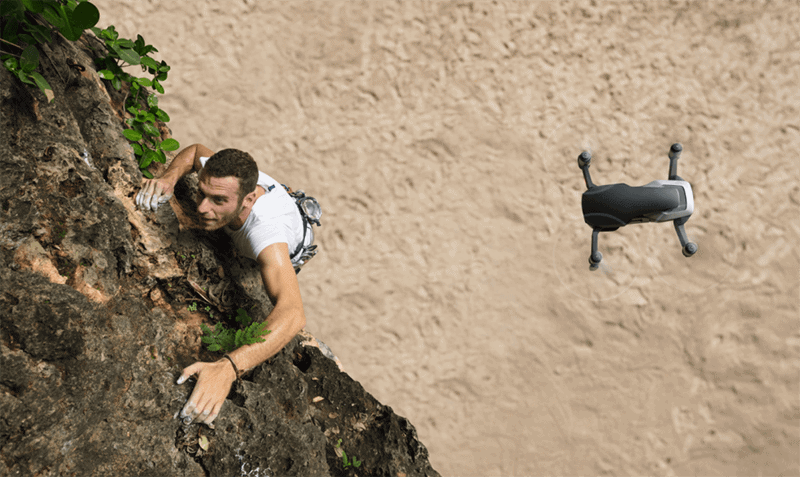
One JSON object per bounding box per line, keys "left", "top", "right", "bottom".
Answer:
{"left": 242, "top": 189, "right": 258, "bottom": 208}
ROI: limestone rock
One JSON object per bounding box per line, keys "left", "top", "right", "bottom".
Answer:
{"left": 0, "top": 32, "right": 438, "bottom": 477}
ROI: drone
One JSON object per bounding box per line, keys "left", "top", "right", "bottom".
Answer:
{"left": 578, "top": 143, "right": 697, "bottom": 271}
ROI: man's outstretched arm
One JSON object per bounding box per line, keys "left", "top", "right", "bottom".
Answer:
{"left": 177, "top": 242, "right": 307, "bottom": 425}
{"left": 135, "top": 143, "right": 214, "bottom": 211}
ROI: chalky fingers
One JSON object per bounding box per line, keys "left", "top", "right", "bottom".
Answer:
{"left": 136, "top": 180, "right": 156, "bottom": 210}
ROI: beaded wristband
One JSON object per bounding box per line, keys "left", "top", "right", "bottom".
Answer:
{"left": 223, "top": 354, "right": 240, "bottom": 381}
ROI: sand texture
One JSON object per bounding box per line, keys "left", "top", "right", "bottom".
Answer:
{"left": 91, "top": 1, "right": 799, "bottom": 475}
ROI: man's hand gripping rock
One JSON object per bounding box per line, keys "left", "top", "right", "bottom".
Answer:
{"left": 176, "top": 358, "right": 238, "bottom": 426}
{"left": 135, "top": 177, "right": 174, "bottom": 212}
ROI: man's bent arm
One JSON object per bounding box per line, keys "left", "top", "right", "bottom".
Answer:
{"left": 177, "top": 242, "right": 306, "bottom": 425}
{"left": 136, "top": 143, "right": 214, "bottom": 211}
{"left": 160, "top": 143, "right": 212, "bottom": 183}
{"left": 228, "top": 242, "right": 306, "bottom": 371}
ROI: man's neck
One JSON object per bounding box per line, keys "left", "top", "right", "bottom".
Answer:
{"left": 227, "top": 207, "right": 251, "bottom": 231}
{"left": 227, "top": 185, "right": 266, "bottom": 230}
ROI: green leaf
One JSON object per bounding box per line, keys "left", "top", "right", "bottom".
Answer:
{"left": 3, "top": 58, "right": 18, "bottom": 71}
{"left": 22, "top": 0, "right": 45, "bottom": 14}
{"left": 99, "top": 28, "right": 115, "bottom": 41}
{"left": 140, "top": 56, "right": 158, "bottom": 70}
{"left": 33, "top": 24, "right": 51, "bottom": 36}
{"left": 90, "top": 26, "right": 101, "bottom": 36}
{"left": 131, "top": 143, "right": 142, "bottom": 155}
{"left": 59, "top": 25, "right": 82, "bottom": 42}
{"left": 2, "top": 17, "right": 20, "bottom": 44}
{"left": 20, "top": 45, "right": 38, "bottom": 73}
{"left": 142, "top": 169, "right": 153, "bottom": 179}
{"left": 156, "top": 148, "right": 166, "bottom": 163}
{"left": 123, "top": 129, "right": 142, "bottom": 141}
{"left": 30, "top": 26, "right": 50, "bottom": 44}
{"left": 29, "top": 71, "right": 51, "bottom": 95}
{"left": 136, "top": 77, "right": 152, "bottom": 87}
{"left": 135, "top": 109, "right": 154, "bottom": 123}
{"left": 57, "top": 3, "right": 83, "bottom": 41}
{"left": 156, "top": 108, "right": 170, "bottom": 122}
{"left": 71, "top": 1, "right": 100, "bottom": 30}
{"left": 1, "top": 1, "right": 22, "bottom": 17}
{"left": 146, "top": 147, "right": 159, "bottom": 163}
{"left": 153, "top": 79, "right": 164, "bottom": 94}
{"left": 108, "top": 25, "right": 119, "bottom": 40}
{"left": 146, "top": 93, "right": 158, "bottom": 109}
{"left": 116, "top": 38, "right": 135, "bottom": 49}
{"left": 97, "top": 69, "right": 114, "bottom": 80}
{"left": 139, "top": 149, "right": 155, "bottom": 169}
{"left": 112, "top": 44, "right": 140, "bottom": 65}
{"left": 111, "top": 75, "right": 121, "bottom": 90}
{"left": 142, "top": 122, "right": 159, "bottom": 137}
{"left": 235, "top": 308, "right": 251, "bottom": 325}
{"left": 160, "top": 138, "right": 179, "bottom": 151}
{"left": 16, "top": 71, "right": 35, "bottom": 86}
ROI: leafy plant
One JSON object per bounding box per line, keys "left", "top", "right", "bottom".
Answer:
{"left": 1, "top": 0, "right": 178, "bottom": 179}
{"left": 89, "top": 25, "right": 178, "bottom": 178}
{"left": 201, "top": 308, "right": 271, "bottom": 353}
{"left": 1, "top": 0, "right": 100, "bottom": 101}
{"left": 334, "top": 439, "right": 361, "bottom": 469}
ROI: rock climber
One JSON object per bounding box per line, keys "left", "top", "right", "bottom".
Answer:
{"left": 135, "top": 143, "right": 318, "bottom": 427}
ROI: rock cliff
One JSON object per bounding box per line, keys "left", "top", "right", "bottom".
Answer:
{"left": 0, "top": 33, "right": 439, "bottom": 477}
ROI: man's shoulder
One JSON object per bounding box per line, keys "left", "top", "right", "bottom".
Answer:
{"left": 256, "top": 170, "right": 284, "bottom": 190}
{"left": 248, "top": 191, "right": 297, "bottom": 224}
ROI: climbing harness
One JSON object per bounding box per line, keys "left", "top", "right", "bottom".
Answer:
{"left": 283, "top": 186, "right": 322, "bottom": 273}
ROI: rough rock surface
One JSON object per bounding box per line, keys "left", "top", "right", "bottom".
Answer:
{"left": 0, "top": 33, "right": 439, "bottom": 477}
{"left": 89, "top": 2, "right": 799, "bottom": 475}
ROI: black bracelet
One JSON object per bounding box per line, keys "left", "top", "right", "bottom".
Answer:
{"left": 223, "top": 354, "right": 240, "bottom": 380}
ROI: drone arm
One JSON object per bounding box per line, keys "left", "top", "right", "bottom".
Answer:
{"left": 673, "top": 216, "right": 698, "bottom": 257}
{"left": 589, "top": 228, "right": 603, "bottom": 270}
{"left": 578, "top": 151, "right": 595, "bottom": 190}
{"left": 668, "top": 143, "right": 682, "bottom": 181}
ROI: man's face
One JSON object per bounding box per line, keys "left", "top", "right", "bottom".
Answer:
{"left": 196, "top": 172, "right": 244, "bottom": 231}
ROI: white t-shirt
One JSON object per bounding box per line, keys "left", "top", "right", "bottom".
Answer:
{"left": 199, "top": 157, "right": 304, "bottom": 261}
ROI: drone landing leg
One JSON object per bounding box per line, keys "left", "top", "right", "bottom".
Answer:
{"left": 668, "top": 143, "right": 683, "bottom": 181}
{"left": 674, "top": 216, "right": 698, "bottom": 257}
{"left": 577, "top": 151, "right": 595, "bottom": 190}
{"left": 589, "top": 228, "right": 603, "bottom": 271}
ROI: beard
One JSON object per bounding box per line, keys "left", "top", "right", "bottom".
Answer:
{"left": 197, "top": 200, "right": 244, "bottom": 231}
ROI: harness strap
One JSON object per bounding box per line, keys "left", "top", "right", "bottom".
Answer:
{"left": 291, "top": 209, "right": 309, "bottom": 260}
{"left": 280, "top": 184, "right": 319, "bottom": 269}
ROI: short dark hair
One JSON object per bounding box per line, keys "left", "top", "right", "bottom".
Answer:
{"left": 202, "top": 149, "right": 258, "bottom": 201}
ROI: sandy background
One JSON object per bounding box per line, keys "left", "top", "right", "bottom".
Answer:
{"left": 91, "top": 1, "right": 799, "bottom": 475}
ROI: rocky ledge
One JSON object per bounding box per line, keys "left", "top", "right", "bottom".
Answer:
{"left": 0, "top": 32, "right": 439, "bottom": 477}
